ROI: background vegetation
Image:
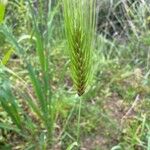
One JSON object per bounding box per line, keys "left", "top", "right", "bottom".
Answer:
{"left": 0, "top": 0, "right": 150, "bottom": 149}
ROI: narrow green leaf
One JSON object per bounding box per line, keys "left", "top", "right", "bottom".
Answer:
{"left": 66, "top": 142, "right": 78, "bottom": 150}
{"left": 0, "top": 89, "right": 22, "bottom": 129}
{"left": 2, "top": 48, "right": 14, "bottom": 65}
{"left": 0, "top": 24, "right": 25, "bottom": 55}
{"left": 27, "top": 64, "right": 46, "bottom": 115}
{"left": 0, "top": 122, "right": 20, "bottom": 133}
{"left": 27, "top": 0, "right": 45, "bottom": 71}
{"left": 148, "top": 134, "right": 150, "bottom": 150}
{"left": 0, "top": 122, "right": 26, "bottom": 138}
{"left": 0, "top": 0, "right": 7, "bottom": 23}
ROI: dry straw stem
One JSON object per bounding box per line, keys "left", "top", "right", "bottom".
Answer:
{"left": 63, "top": 0, "right": 96, "bottom": 96}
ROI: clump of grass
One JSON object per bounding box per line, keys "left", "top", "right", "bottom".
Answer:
{"left": 63, "top": 0, "right": 96, "bottom": 96}
{"left": 0, "top": 0, "right": 61, "bottom": 147}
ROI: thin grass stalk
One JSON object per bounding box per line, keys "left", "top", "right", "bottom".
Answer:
{"left": 45, "top": 0, "right": 54, "bottom": 139}
{"left": 77, "top": 96, "right": 82, "bottom": 146}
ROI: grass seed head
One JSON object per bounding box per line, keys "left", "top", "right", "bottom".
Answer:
{"left": 63, "top": 0, "right": 96, "bottom": 96}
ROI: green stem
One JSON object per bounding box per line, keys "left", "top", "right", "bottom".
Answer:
{"left": 77, "top": 96, "right": 82, "bottom": 146}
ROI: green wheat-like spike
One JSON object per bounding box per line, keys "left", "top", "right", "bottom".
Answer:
{"left": 63, "top": 0, "right": 96, "bottom": 96}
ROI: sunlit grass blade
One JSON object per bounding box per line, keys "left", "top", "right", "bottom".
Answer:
{"left": 2, "top": 48, "right": 14, "bottom": 65}
{"left": 0, "top": 0, "right": 7, "bottom": 23}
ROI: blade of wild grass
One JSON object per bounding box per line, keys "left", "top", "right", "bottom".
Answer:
{"left": 46, "top": 0, "right": 61, "bottom": 43}
{"left": 3, "top": 67, "right": 44, "bottom": 122}
{"left": 0, "top": 0, "right": 7, "bottom": 23}
{"left": 0, "top": 72, "right": 22, "bottom": 129}
{"left": 27, "top": 64, "right": 53, "bottom": 135}
{"left": 39, "top": 132, "right": 47, "bottom": 150}
{"left": 2, "top": 48, "right": 14, "bottom": 65}
{"left": 0, "top": 25, "right": 25, "bottom": 56}
{"left": 111, "top": 145, "right": 122, "bottom": 150}
{"left": 63, "top": 0, "right": 96, "bottom": 96}
{"left": 0, "top": 122, "right": 20, "bottom": 133}
{"left": 27, "top": 64, "right": 46, "bottom": 113}
{"left": 66, "top": 142, "right": 78, "bottom": 150}
{"left": 0, "top": 7, "right": 14, "bottom": 65}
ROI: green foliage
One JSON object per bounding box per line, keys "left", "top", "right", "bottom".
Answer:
{"left": 0, "top": 0, "right": 60, "bottom": 148}
{"left": 1, "top": 48, "right": 14, "bottom": 65}
{"left": 0, "top": 0, "right": 150, "bottom": 149}
{"left": 0, "top": 66, "right": 22, "bottom": 129}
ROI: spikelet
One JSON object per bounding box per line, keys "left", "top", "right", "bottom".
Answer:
{"left": 63, "top": 0, "right": 96, "bottom": 96}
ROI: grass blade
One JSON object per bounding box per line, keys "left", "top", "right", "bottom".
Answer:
{"left": 0, "top": 0, "right": 7, "bottom": 23}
